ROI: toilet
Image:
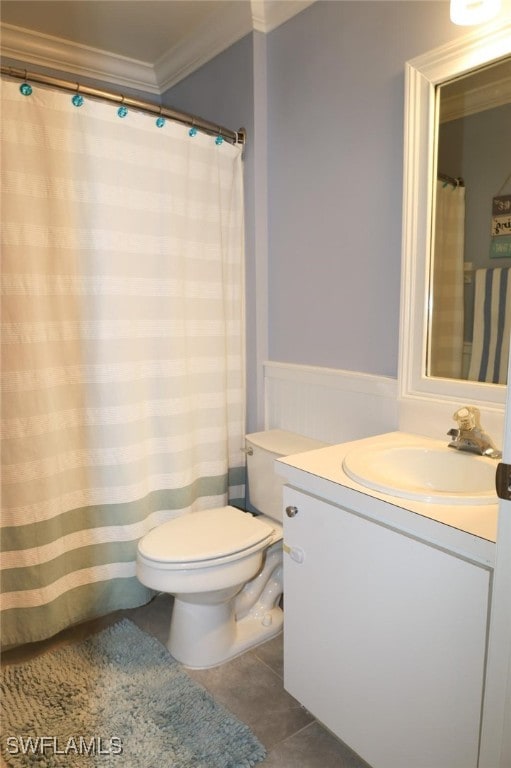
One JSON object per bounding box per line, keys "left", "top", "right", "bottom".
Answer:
{"left": 136, "top": 429, "right": 326, "bottom": 668}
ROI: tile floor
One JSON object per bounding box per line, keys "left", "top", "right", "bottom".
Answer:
{"left": 2, "top": 594, "right": 372, "bottom": 768}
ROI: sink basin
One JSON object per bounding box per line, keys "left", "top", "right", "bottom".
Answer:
{"left": 342, "top": 437, "right": 497, "bottom": 505}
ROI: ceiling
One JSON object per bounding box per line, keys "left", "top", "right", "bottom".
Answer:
{"left": 0, "top": 0, "right": 316, "bottom": 93}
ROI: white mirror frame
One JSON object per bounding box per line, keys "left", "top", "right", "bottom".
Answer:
{"left": 398, "top": 17, "right": 511, "bottom": 415}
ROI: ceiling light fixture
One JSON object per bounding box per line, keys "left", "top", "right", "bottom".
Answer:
{"left": 450, "top": 0, "right": 501, "bottom": 25}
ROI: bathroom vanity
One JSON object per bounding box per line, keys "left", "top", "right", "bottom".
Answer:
{"left": 277, "top": 432, "right": 498, "bottom": 768}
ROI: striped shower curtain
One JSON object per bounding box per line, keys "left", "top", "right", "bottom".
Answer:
{"left": 428, "top": 180, "right": 465, "bottom": 379}
{"left": 1, "top": 77, "right": 246, "bottom": 647}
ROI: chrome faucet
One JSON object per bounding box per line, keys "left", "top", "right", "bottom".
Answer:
{"left": 447, "top": 405, "right": 502, "bottom": 459}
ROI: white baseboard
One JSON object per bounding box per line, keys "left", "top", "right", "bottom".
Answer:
{"left": 264, "top": 361, "right": 399, "bottom": 445}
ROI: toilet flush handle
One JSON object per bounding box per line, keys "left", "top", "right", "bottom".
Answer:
{"left": 283, "top": 542, "right": 304, "bottom": 563}
{"left": 285, "top": 505, "right": 298, "bottom": 517}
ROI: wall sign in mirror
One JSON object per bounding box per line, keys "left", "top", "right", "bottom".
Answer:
{"left": 429, "top": 57, "right": 511, "bottom": 385}
{"left": 399, "top": 19, "right": 511, "bottom": 411}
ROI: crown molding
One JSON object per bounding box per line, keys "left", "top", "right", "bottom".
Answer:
{"left": 0, "top": 1, "right": 317, "bottom": 95}
{"left": 251, "top": 0, "right": 316, "bottom": 33}
{"left": 155, "top": 2, "right": 252, "bottom": 93}
{"left": 0, "top": 23, "right": 160, "bottom": 93}
{"left": 156, "top": 1, "right": 317, "bottom": 91}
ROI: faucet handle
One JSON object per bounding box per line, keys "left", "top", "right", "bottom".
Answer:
{"left": 450, "top": 405, "right": 501, "bottom": 458}
{"left": 453, "top": 405, "right": 481, "bottom": 431}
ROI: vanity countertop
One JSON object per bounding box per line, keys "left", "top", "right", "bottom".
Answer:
{"left": 276, "top": 431, "right": 497, "bottom": 568}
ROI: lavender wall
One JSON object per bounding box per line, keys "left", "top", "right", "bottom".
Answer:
{"left": 164, "top": 2, "right": 469, "bottom": 427}
{"left": 266, "top": 1, "right": 466, "bottom": 377}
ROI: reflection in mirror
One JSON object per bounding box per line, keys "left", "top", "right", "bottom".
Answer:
{"left": 428, "top": 57, "right": 511, "bottom": 385}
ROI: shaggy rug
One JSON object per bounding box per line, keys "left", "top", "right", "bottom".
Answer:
{"left": 0, "top": 619, "right": 266, "bottom": 768}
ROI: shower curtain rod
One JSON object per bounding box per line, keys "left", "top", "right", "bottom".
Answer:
{"left": 1, "top": 66, "right": 246, "bottom": 145}
{"left": 438, "top": 172, "right": 464, "bottom": 187}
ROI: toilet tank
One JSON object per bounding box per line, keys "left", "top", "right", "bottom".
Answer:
{"left": 245, "top": 430, "right": 328, "bottom": 522}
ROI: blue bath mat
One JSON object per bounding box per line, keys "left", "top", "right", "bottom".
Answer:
{"left": 0, "top": 619, "right": 266, "bottom": 767}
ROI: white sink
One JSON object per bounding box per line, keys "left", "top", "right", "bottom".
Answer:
{"left": 342, "top": 436, "right": 497, "bottom": 505}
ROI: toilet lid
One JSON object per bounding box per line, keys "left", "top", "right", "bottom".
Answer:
{"left": 138, "top": 506, "right": 275, "bottom": 564}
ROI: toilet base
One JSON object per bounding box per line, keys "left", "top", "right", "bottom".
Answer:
{"left": 168, "top": 596, "right": 283, "bottom": 669}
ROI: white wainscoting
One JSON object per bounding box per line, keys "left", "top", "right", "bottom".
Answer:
{"left": 264, "top": 361, "right": 399, "bottom": 445}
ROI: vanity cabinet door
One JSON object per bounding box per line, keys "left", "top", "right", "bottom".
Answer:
{"left": 283, "top": 486, "right": 490, "bottom": 768}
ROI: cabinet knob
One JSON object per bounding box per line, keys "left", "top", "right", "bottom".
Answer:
{"left": 285, "top": 505, "right": 299, "bottom": 518}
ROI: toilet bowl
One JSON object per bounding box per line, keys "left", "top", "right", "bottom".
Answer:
{"left": 136, "top": 430, "right": 326, "bottom": 668}
{"left": 138, "top": 506, "right": 282, "bottom": 668}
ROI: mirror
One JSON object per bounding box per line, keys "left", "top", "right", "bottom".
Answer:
{"left": 429, "top": 57, "right": 511, "bottom": 384}
{"left": 399, "top": 18, "right": 511, "bottom": 411}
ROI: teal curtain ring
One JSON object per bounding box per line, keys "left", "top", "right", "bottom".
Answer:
{"left": 72, "top": 88, "right": 84, "bottom": 108}
{"left": 215, "top": 133, "right": 224, "bottom": 146}
{"left": 117, "top": 99, "right": 128, "bottom": 118}
{"left": 156, "top": 109, "right": 165, "bottom": 128}
{"left": 20, "top": 82, "right": 32, "bottom": 96}
{"left": 189, "top": 124, "right": 197, "bottom": 137}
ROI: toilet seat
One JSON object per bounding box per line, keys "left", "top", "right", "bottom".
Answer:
{"left": 138, "top": 506, "right": 276, "bottom": 570}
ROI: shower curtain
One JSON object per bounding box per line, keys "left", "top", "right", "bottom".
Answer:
{"left": 428, "top": 179, "right": 465, "bottom": 379}
{"left": 0, "top": 77, "right": 246, "bottom": 647}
